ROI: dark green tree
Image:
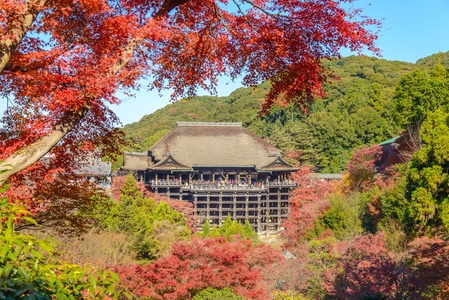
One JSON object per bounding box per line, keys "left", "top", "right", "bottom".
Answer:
{"left": 403, "top": 110, "right": 449, "bottom": 235}
{"left": 392, "top": 65, "right": 449, "bottom": 145}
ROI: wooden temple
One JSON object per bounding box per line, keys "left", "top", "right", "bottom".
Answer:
{"left": 119, "top": 121, "right": 298, "bottom": 234}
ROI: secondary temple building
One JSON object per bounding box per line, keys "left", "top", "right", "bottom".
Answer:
{"left": 120, "top": 121, "right": 298, "bottom": 234}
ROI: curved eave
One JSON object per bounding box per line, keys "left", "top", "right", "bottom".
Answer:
{"left": 149, "top": 153, "right": 191, "bottom": 170}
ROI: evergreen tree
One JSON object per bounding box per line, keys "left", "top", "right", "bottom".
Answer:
{"left": 392, "top": 64, "right": 449, "bottom": 145}
{"left": 211, "top": 225, "right": 221, "bottom": 238}
{"left": 403, "top": 109, "right": 449, "bottom": 234}
{"left": 117, "top": 173, "right": 141, "bottom": 232}
{"left": 202, "top": 220, "right": 211, "bottom": 237}
{"left": 220, "top": 214, "right": 234, "bottom": 236}
{"left": 243, "top": 220, "right": 261, "bottom": 246}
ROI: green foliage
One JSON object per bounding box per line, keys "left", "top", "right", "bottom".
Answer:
{"left": 192, "top": 287, "right": 245, "bottom": 300}
{"left": 113, "top": 175, "right": 190, "bottom": 259}
{"left": 392, "top": 65, "right": 449, "bottom": 131}
{"left": 322, "top": 194, "right": 363, "bottom": 240}
{"left": 203, "top": 215, "right": 261, "bottom": 245}
{"left": 0, "top": 184, "right": 129, "bottom": 300}
{"left": 211, "top": 225, "right": 221, "bottom": 238}
{"left": 403, "top": 110, "right": 449, "bottom": 234}
{"left": 202, "top": 220, "right": 211, "bottom": 237}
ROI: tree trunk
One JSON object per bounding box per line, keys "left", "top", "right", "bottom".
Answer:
{"left": 0, "top": 0, "right": 47, "bottom": 74}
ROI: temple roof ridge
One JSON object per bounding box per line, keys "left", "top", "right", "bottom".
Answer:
{"left": 176, "top": 121, "right": 242, "bottom": 127}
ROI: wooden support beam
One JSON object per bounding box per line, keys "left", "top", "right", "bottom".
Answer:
{"left": 233, "top": 193, "right": 237, "bottom": 221}
{"left": 207, "top": 193, "right": 210, "bottom": 220}
{"left": 219, "top": 193, "right": 223, "bottom": 226}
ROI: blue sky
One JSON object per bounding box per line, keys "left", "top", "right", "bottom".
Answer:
{"left": 2, "top": 0, "right": 449, "bottom": 125}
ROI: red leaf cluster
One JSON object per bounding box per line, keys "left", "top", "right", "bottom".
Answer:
{"left": 345, "top": 145, "right": 383, "bottom": 192}
{"left": 110, "top": 236, "right": 283, "bottom": 299}
{"left": 283, "top": 167, "right": 334, "bottom": 249}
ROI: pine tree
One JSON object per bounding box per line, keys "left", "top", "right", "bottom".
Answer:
{"left": 211, "top": 225, "right": 221, "bottom": 238}
{"left": 243, "top": 220, "right": 262, "bottom": 246}
{"left": 117, "top": 173, "right": 141, "bottom": 232}
{"left": 220, "top": 214, "right": 233, "bottom": 236}
{"left": 202, "top": 220, "right": 211, "bottom": 237}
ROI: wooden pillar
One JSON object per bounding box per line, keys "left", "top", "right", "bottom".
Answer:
{"left": 219, "top": 193, "right": 223, "bottom": 226}
{"left": 233, "top": 193, "right": 237, "bottom": 221}
{"left": 277, "top": 188, "right": 281, "bottom": 230}
{"left": 201, "top": 172, "right": 203, "bottom": 181}
{"left": 155, "top": 174, "right": 158, "bottom": 182}
{"left": 245, "top": 193, "right": 249, "bottom": 223}
{"left": 207, "top": 193, "right": 210, "bottom": 220}
{"left": 166, "top": 174, "right": 169, "bottom": 180}
{"left": 194, "top": 193, "right": 198, "bottom": 215}
{"left": 212, "top": 173, "right": 215, "bottom": 182}
{"left": 237, "top": 173, "right": 240, "bottom": 183}
{"left": 257, "top": 194, "right": 262, "bottom": 233}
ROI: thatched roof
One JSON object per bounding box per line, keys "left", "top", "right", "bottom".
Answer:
{"left": 122, "top": 122, "right": 298, "bottom": 171}
{"left": 122, "top": 151, "right": 152, "bottom": 171}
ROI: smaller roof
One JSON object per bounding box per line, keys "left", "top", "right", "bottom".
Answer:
{"left": 123, "top": 151, "right": 151, "bottom": 170}
{"left": 150, "top": 153, "right": 192, "bottom": 170}
{"left": 309, "top": 173, "right": 343, "bottom": 180}
{"left": 379, "top": 136, "right": 400, "bottom": 146}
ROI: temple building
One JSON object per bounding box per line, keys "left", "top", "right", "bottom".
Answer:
{"left": 120, "top": 121, "right": 298, "bottom": 234}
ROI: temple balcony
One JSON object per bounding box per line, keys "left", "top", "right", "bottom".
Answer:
{"left": 188, "top": 183, "right": 268, "bottom": 192}
{"left": 148, "top": 180, "right": 296, "bottom": 191}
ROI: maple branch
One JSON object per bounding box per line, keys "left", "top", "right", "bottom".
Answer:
{"left": 0, "top": 0, "right": 47, "bottom": 75}
{"left": 213, "top": 1, "right": 239, "bottom": 37}
{"left": 4, "top": 43, "right": 77, "bottom": 73}
{"left": 231, "top": 0, "right": 260, "bottom": 34}
{"left": 155, "top": 0, "right": 190, "bottom": 18}
{"left": 241, "top": 0, "right": 290, "bottom": 19}
{"left": 0, "top": 103, "right": 91, "bottom": 183}
{"left": 0, "top": 0, "right": 192, "bottom": 184}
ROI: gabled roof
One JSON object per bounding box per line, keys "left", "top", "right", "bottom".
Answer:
{"left": 150, "top": 153, "right": 192, "bottom": 170}
{"left": 144, "top": 122, "right": 297, "bottom": 171}
{"left": 259, "top": 156, "right": 297, "bottom": 171}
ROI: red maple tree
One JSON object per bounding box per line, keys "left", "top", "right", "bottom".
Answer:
{"left": 283, "top": 166, "right": 334, "bottom": 249}
{"left": 110, "top": 236, "right": 283, "bottom": 299}
{"left": 344, "top": 144, "right": 383, "bottom": 192}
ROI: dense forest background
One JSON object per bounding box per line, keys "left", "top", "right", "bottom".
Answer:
{"left": 116, "top": 52, "right": 449, "bottom": 173}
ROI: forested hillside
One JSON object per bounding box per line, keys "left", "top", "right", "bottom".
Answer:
{"left": 120, "top": 52, "right": 449, "bottom": 172}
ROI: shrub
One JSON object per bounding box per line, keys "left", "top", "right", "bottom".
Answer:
{"left": 0, "top": 181, "right": 130, "bottom": 299}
